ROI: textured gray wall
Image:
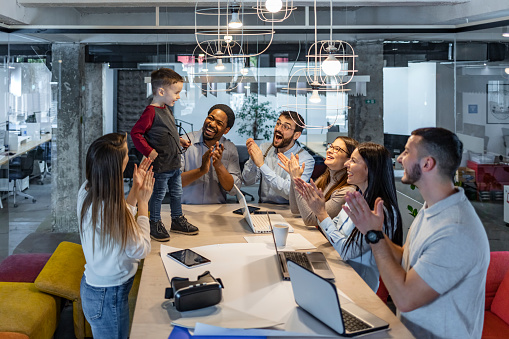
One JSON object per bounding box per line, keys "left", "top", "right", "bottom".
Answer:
{"left": 117, "top": 70, "right": 151, "bottom": 149}
{"left": 348, "top": 41, "right": 384, "bottom": 144}
{"left": 51, "top": 44, "right": 103, "bottom": 232}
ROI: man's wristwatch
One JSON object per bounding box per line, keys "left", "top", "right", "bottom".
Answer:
{"left": 365, "top": 230, "right": 385, "bottom": 244}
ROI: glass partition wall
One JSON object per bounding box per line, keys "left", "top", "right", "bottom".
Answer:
{"left": 2, "top": 24, "right": 509, "bottom": 259}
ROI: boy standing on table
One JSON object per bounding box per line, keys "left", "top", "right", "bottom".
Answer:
{"left": 131, "top": 68, "right": 198, "bottom": 242}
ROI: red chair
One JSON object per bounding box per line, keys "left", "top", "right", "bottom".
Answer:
{"left": 376, "top": 277, "right": 389, "bottom": 304}
{"left": 482, "top": 251, "right": 509, "bottom": 338}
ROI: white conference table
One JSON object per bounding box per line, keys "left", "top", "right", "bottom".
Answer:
{"left": 130, "top": 203, "right": 414, "bottom": 338}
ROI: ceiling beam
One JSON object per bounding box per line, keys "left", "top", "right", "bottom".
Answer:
{"left": 18, "top": 0, "right": 466, "bottom": 8}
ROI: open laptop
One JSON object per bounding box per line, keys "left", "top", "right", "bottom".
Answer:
{"left": 233, "top": 184, "right": 294, "bottom": 234}
{"left": 267, "top": 213, "right": 334, "bottom": 281}
{"left": 287, "top": 260, "right": 389, "bottom": 337}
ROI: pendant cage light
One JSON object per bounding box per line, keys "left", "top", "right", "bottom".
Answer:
{"left": 254, "top": 0, "right": 296, "bottom": 23}
{"left": 283, "top": 0, "right": 357, "bottom": 129}
{"left": 188, "top": 44, "right": 249, "bottom": 94}
{"left": 195, "top": 0, "right": 275, "bottom": 59}
{"left": 283, "top": 67, "right": 350, "bottom": 130}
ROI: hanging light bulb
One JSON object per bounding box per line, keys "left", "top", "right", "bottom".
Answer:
{"left": 309, "top": 86, "right": 321, "bottom": 103}
{"left": 321, "top": 54, "right": 342, "bottom": 76}
{"left": 229, "top": 5, "right": 243, "bottom": 28}
{"left": 265, "top": 0, "right": 283, "bottom": 13}
{"left": 215, "top": 59, "right": 225, "bottom": 71}
{"left": 505, "top": 68, "right": 509, "bottom": 75}
{"left": 224, "top": 35, "right": 233, "bottom": 44}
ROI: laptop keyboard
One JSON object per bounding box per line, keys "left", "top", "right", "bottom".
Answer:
{"left": 283, "top": 251, "right": 313, "bottom": 271}
{"left": 251, "top": 214, "right": 294, "bottom": 233}
{"left": 341, "top": 309, "right": 371, "bottom": 332}
{"left": 251, "top": 214, "right": 272, "bottom": 232}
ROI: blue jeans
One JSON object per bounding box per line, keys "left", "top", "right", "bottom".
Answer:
{"left": 80, "top": 275, "right": 134, "bottom": 339}
{"left": 149, "top": 169, "right": 183, "bottom": 220}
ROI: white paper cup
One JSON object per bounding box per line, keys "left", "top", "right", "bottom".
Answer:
{"left": 273, "top": 223, "right": 289, "bottom": 247}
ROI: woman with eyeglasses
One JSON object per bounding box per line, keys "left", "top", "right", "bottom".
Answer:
{"left": 294, "top": 142, "right": 403, "bottom": 292}
{"left": 278, "top": 136, "right": 358, "bottom": 226}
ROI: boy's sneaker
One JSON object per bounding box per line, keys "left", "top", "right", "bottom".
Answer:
{"left": 170, "top": 215, "right": 199, "bottom": 235}
{"left": 150, "top": 220, "right": 170, "bottom": 242}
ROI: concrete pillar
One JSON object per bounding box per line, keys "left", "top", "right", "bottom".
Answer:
{"left": 348, "top": 41, "right": 384, "bottom": 144}
{"left": 51, "top": 44, "right": 103, "bottom": 232}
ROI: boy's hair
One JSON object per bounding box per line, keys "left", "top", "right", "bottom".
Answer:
{"left": 411, "top": 127, "right": 463, "bottom": 181}
{"left": 279, "top": 110, "right": 305, "bottom": 133}
{"left": 208, "top": 104, "right": 236, "bottom": 129}
{"left": 151, "top": 68, "right": 184, "bottom": 96}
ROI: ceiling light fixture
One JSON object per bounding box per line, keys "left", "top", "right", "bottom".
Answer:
{"left": 228, "top": 4, "right": 243, "bottom": 28}
{"left": 503, "top": 33, "right": 509, "bottom": 38}
{"left": 265, "top": 0, "right": 283, "bottom": 13}
{"left": 256, "top": 0, "right": 294, "bottom": 23}
{"left": 215, "top": 58, "right": 225, "bottom": 70}
{"left": 224, "top": 35, "right": 233, "bottom": 43}
{"left": 505, "top": 68, "right": 509, "bottom": 75}
{"left": 309, "top": 86, "right": 321, "bottom": 103}
{"left": 321, "top": 47, "right": 341, "bottom": 76}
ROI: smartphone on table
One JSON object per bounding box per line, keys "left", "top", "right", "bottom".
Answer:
{"left": 167, "top": 249, "right": 211, "bottom": 268}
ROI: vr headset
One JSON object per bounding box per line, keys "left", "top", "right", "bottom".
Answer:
{"left": 164, "top": 271, "right": 224, "bottom": 312}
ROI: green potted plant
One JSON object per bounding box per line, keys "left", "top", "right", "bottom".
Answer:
{"left": 236, "top": 94, "right": 279, "bottom": 141}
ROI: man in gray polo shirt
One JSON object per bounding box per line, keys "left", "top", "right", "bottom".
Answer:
{"left": 342, "top": 127, "right": 490, "bottom": 338}
{"left": 180, "top": 104, "right": 241, "bottom": 204}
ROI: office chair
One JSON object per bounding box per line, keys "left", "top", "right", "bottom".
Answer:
{"left": 236, "top": 145, "right": 255, "bottom": 202}
{"left": 9, "top": 150, "right": 37, "bottom": 207}
{"left": 123, "top": 147, "right": 141, "bottom": 188}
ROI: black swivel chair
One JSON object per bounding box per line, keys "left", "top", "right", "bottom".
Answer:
{"left": 9, "top": 150, "right": 37, "bottom": 207}
{"left": 123, "top": 147, "right": 142, "bottom": 188}
{"left": 236, "top": 145, "right": 255, "bottom": 202}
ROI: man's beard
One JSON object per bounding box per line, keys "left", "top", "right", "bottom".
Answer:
{"left": 272, "top": 132, "right": 294, "bottom": 149}
{"left": 401, "top": 162, "right": 422, "bottom": 185}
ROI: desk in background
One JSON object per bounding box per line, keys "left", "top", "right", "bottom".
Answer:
{"left": 0, "top": 134, "right": 52, "bottom": 167}
{"left": 130, "top": 203, "right": 414, "bottom": 338}
{"left": 0, "top": 134, "right": 52, "bottom": 208}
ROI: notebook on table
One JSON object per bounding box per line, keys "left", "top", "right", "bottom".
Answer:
{"left": 267, "top": 213, "right": 334, "bottom": 281}
{"left": 287, "top": 260, "right": 389, "bottom": 337}
{"left": 233, "top": 184, "right": 294, "bottom": 234}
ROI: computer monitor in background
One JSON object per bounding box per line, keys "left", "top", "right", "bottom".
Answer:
{"left": 384, "top": 133, "right": 410, "bottom": 158}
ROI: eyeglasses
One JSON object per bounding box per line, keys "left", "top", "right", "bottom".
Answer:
{"left": 275, "top": 121, "right": 295, "bottom": 132}
{"left": 326, "top": 143, "right": 349, "bottom": 155}
{"left": 175, "top": 124, "right": 191, "bottom": 154}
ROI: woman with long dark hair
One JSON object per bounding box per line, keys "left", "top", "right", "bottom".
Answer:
{"left": 278, "top": 136, "right": 358, "bottom": 226}
{"left": 295, "top": 142, "right": 402, "bottom": 291}
{"left": 78, "top": 133, "right": 154, "bottom": 338}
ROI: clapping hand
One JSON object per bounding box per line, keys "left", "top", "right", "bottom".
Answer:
{"left": 212, "top": 142, "right": 224, "bottom": 167}
{"left": 343, "top": 191, "right": 384, "bottom": 234}
{"left": 294, "top": 178, "right": 328, "bottom": 222}
{"left": 200, "top": 147, "right": 213, "bottom": 173}
{"left": 278, "top": 153, "right": 304, "bottom": 179}
{"left": 132, "top": 157, "right": 152, "bottom": 191}
{"left": 136, "top": 167, "right": 155, "bottom": 205}
{"left": 246, "top": 138, "right": 264, "bottom": 167}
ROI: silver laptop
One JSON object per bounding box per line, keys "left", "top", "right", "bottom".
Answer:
{"left": 267, "top": 213, "right": 334, "bottom": 281}
{"left": 233, "top": 184, "right": 294, "bottom": 234}
{"left": 287, "top": 260, "right": 389, "bottom": 337}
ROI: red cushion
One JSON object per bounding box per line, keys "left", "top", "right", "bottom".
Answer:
{"left": 482, "top": 311, "right": 509, "bottom": 339}
{"left": 491, "top": 269, "right": 509, "bottom": 325}
{"left": 485, "top": 251, "right": 509, "bottom": 310}
{"left": 0, "top": 253, "right": 52, "bottom": 283}
{"left": 376, "top": 277, "right": 389, "bottom": 304}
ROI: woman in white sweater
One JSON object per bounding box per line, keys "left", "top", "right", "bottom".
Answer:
{"left": 78, "top": 133, "right": 154, "bottom": 339}
{"left": 294, "top": 142, "right": 403, "bottom": 292}
{"left": 278, "top": 136, "right": 358, "bottom": 226}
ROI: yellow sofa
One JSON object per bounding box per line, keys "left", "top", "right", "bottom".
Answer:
{"left": 0, "top": 241, "right": 143, "bottom": 339}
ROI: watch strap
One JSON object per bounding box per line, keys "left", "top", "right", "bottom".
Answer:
{"left": 366, "top": 230, "right": 384, "bottom": 244}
